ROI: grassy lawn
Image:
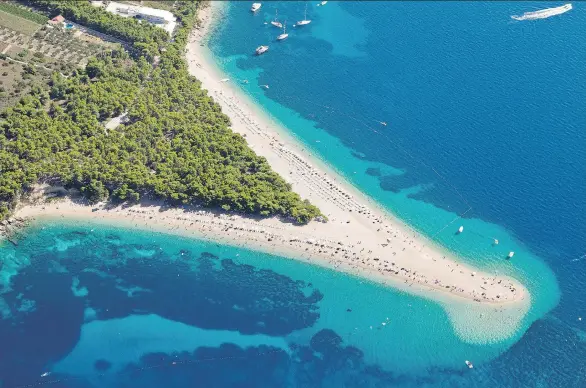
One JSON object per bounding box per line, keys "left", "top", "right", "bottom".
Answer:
{"left": 0, "top": 10, "right": 40, "bottom": 36}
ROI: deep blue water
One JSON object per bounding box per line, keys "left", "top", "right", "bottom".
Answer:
{"left": 1, "top": 1, "right": 585, "bottom": 387}
{"left": 206, "top": 0, "right": 585, "bottom": 385}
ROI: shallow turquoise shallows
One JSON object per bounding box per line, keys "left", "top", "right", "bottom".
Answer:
{"left": 2, "top": 219, "right": 576, "bottom": 387}
{"left": 0, "top": 1, "right": 585, "bottom": 387}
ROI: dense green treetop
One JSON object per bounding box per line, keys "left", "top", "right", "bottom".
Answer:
{"left": 0, "top": 0, "right": 322, "bottom": 224}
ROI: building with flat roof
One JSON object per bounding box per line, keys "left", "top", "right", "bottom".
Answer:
{"left": 105, "top": 2, "right": 177, "bottom": 35}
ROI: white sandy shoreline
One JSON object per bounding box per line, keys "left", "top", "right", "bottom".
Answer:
{"left": 184, "top": 2, "right": 529, "bottom": 304}
{"left": 5, "top": 1, "right": 532, "bottom": 343}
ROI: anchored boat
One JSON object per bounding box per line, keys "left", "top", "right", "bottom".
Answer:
{"left": 255, "top": 45, "right": 269, "bottom": 55}
{"left": 296, "top": 3, "right": 311, "bottom": 26}
{"left": 271, "top": 9, "right": 283, "bottom": 28}
{"left": 277, "top": 22, "right": 289, "bottom": 41}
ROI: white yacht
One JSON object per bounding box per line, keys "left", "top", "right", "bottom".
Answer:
{"left": 277, "top": 22, "right": 289, "bottom": 41}
{"left": 251, "top": 3, "right": 262, "bottom": 12}
{"left": 458, "top": 226, "right": 464, "bottom": 234}
{"left": 255, "top": 45, "right": 269, "bottom": 55}
{"left": 507, "top": 251, "right": 515, "bottom": 259}
{"left": 271, "top": 9, "right": 283, "bottom": 28}
{"left": 296, "top": 4, "right": 311, "bottom": 26}
{"left": 511, "top": 3, "right": 572, "bottom": 21}
{"left": 465, "top": 360, "right": 474, "bottom": 369}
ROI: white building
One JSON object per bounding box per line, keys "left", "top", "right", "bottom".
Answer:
{"left": 105, "top": 2, "right": 177, "bottom": 35}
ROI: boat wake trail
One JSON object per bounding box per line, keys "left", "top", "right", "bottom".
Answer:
{"left": 511, "top": 3, "right": 572, "bottom": 21}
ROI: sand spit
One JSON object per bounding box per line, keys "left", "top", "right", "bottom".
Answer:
{"left": 6, "top": 2, "right": 532, "bottom": 344}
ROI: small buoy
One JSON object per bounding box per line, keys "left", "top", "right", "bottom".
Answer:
{"left": 458, "top": 226, "right": 464, "bottom": 233}
{"left": 507, "top": 251, "right": 515, "bottom": 259}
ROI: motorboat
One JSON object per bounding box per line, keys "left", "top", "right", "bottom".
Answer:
{"left": 511, "top": 3, "right": 572, "bottom": 21}
{"left": 251, "top": 3, "right": 262, "bottom": 12}
{"left": 255, "top": 45, "right": 269, "bottom": 55}
{"left": 465, "top": 360, "right": 473, "bottom": 369}
{"left": 458, "top": 226, "right": 464, "bottom": 234}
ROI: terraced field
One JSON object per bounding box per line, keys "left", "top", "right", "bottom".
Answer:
{"left": 0, "top": 10, "right": 117, "bottom": 109}
{"left": 0, "top": 25, "right": 116, "bottom": 67}
{"left": 0, "top": 9, "right": 40, "bottom": 36}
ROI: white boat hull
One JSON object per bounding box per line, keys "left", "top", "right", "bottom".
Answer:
{"left": 255, "top": 46, "right": 269, "bottom": 55}
{"left": 511, "top": 3, "right": 572, "bottom": 21}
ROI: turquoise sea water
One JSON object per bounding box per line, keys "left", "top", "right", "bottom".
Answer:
{"left": 202, "top": 0, "right": 583, "bottom": 384}
{"left": 1, "top": 1, "right": 585, "bottom": 387}
{"left": 0, "top": 220, "right": 581, "bottom": 387}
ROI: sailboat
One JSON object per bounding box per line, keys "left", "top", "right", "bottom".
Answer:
{"left": 296, "top": 3, "right": 312, "bottom": 26}
{"left": 277, "top": 22, "right": 289, "bottom": 41}
{"left": 271, "top": 9, "right": 283, "bottom": 28}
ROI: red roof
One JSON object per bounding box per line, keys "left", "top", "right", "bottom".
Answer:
{"left": 50, "top": 15, "right": 65, "bottom": 23}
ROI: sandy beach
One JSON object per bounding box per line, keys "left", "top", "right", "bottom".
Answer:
{"left": 8, "top": 2, "right": 530, "bottom": 328}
